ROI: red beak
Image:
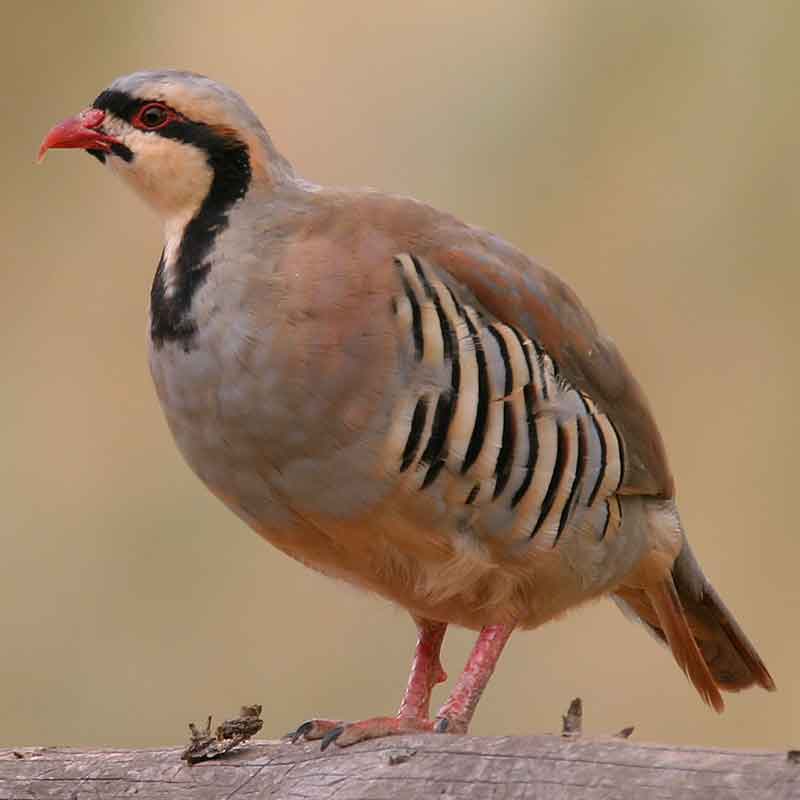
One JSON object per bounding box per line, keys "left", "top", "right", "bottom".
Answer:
{"left": 37, "top": 108, "right": 121, "bottom": 162}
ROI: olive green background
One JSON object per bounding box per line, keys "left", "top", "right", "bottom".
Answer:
{"left": 2, "top": 2, "right": 797, "bottom": 750}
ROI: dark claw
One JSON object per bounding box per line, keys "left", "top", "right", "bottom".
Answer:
{"left": 320, "top": 725, "right": 345, "bottom": 751}
{"left": 286, "top": 720, "right": 314, "bottom": 744}
{"left": 434, "top": 717, "right": 449, "bottom": 733}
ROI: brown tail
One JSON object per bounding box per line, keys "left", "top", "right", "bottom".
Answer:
{"left": 614, "top": 540, "right": 775, "bottom": 712}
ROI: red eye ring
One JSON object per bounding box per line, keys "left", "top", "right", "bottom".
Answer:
{"left": 133, "top": 102, "right": 174, "bottom": 130}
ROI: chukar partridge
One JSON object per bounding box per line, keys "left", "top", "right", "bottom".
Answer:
{"left": 39, "top": 71, "right": 774, "bottom": 748}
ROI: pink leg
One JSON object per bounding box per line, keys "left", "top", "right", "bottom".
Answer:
{"left": 289, "top": 617, "right": 448, "bottom": 747}
{"left": 289, "top": 621, "right": 514, "bottom": 748}
{"left": 397, "top": 618, "right": 448, "bottom": 720}
{"left": 433, "top": 623, "right": 514, "bottom": 733}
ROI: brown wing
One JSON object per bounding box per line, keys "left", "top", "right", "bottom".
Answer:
{"left": 310, "top": 189, "right": 672, "bottom": 499}
{"left": 417, "top": 220, "right": 674, "bottom": 499}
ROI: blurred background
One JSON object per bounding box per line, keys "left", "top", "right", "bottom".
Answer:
{"left": 2, "top": 1, "right": 797, "bottom": 751}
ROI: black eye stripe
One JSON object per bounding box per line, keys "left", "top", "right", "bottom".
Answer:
{"left": 93, "top": 89, "right": 143, "bottom": 122}
{"left": 94, "top": 91, "right": 180, "bottom": 136}
{"left": 92, "top": 89, "right": 248, "bottom": 171}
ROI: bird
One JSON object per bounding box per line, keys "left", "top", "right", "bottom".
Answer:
{"left": 39, "top": 70, "right": 774, "bottom": 748}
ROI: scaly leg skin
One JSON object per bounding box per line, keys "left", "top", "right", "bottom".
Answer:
{"left": 397, "top": 616, "right": 448, "bottom": 721}
{"left": 288, "top": 621, "right": 515, "bottom": 749}
{"left": 288, "top": 618, "right": 448, "bottom": 748}
{"left": 432, "top": 623, "right": 513, "bottom": 733}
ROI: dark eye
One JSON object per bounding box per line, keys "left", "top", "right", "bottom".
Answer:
{"left": 136, "top": 103, "right": 170, "bottom": 130}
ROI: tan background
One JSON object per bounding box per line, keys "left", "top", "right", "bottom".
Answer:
{"left": 2, "top": 1, "right": 797, "bottom": 750}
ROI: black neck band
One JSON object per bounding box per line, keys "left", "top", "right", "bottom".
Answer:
{"left": 93, "top": 89, "right": 253, "bottom": 351}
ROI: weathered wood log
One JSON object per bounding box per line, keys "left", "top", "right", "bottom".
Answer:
{"left": 2, "top": 736, "right": 798, "bottom": 799}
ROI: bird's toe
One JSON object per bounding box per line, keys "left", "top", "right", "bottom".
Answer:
{"left": 286, "top": 719, "right": 342, "bottom": 743}
{"left": 319, "top": 725, "right": 346, "bottom": 751}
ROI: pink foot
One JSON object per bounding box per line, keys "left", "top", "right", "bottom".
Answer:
{"left": 288, "top": 622, "right": 513, "bottom": 750}
{"left": 289, "top": 716, "right": 436, "bottom": 749}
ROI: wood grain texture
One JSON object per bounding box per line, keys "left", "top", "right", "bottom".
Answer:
{"left": 2, "top": 736, "right": 797, "bottom": 799}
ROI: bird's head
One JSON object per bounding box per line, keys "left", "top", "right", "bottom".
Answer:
{"left": 39, "top": 70, "right": 292, "bottom": 227}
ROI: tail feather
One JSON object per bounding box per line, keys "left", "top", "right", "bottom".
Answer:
{"left": 672, "top": 543, "right": 775, "bottom": 693}
{"left": 614, "top": 538, "right": 775, "bottom": 710}
{"left": 645, "top": 576, "right": 724, "bottom": 712}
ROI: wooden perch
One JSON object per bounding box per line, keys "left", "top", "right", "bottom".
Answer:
{"left": 3, "top": 735, "right": 798, "bottom": 799}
